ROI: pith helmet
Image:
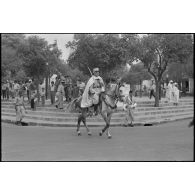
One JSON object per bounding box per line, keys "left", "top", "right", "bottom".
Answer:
{"left": 60, "top": 76, "right": 65, "bottom": 83}
{"left": 93, "top": 67, "right": 99, "bottom": 73}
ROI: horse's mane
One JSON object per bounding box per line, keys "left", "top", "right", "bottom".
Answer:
{"left": 106, "top": 83, "right": 118, "bottom": 95}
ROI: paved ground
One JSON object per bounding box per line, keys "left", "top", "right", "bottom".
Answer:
{"left": 1, "top": 119, "right": 194, "bottom": 161}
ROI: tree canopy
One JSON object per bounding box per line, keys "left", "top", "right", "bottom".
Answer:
{"left": 1, "top": 34, "right": 64, "bottom": 83}
{"left": 136, "top": 34, "right": 193, "bottom": 106}
{"left": 1, "top": 34, "right": 26, "bottom": 80}
{"left": 66, "top": 34, "right": 139, "bottom": 78}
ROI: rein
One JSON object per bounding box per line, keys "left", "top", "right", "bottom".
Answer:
{"left": 102, "top": 83, "right": 123, "bottom": 109}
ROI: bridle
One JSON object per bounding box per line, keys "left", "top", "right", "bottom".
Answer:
{"left": 102, "top": 83, "right": 125, "bottom": 109}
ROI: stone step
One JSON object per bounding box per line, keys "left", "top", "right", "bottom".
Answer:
{"left": 1, "top": 97, "right": 193, "bottom": 104}
{"left": 2, "top": 110, "right": 193, "bottom": 123}
{"left": 1, "top": 107, "right": 194, "bottom": 118}
{"left": 2, "top": 104, "right": 193, "bottom": 112}
{"left": 1, "top": 114, "right": 193, "bottom": 127}
{"left": 1, "top": 99, "right": 193, "bottom": 108}
{"left": 1, "top": 101, "right": 194, "bottom": 112}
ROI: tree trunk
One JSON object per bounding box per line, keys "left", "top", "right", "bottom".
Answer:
{"left": 155, "top": 80, "right": 160, "bottom": 107}
{"left": 139, "top": 80, "right": 142, "bottom": 98}
{"left": 159, "top": 81, "right": 161, "bottom": 100}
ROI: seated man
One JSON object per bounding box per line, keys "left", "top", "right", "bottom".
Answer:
{"left": 81, "top": 67, "right": 105, "bottom": 115}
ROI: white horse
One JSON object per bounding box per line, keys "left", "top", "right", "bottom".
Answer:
{"left": 67, "top": 82, "right": 124, "bottom": 138}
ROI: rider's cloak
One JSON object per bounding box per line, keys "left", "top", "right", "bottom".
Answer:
{"left": 81, "top": 75, "right": 104, "bottom": 108}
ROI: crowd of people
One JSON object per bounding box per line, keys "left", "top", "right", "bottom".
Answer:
{"left": 148, "top": 79, "right": 181, "bottom": 105}
{"left": 1, "top": 72, "right": 184, "bottom": 126}
{"left": 1, "top": 75, "right": 86, "bottom": 125}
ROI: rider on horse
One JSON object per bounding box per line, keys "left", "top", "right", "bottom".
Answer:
{"left": 81, "top": 67, "right": 105, "bottom": 115}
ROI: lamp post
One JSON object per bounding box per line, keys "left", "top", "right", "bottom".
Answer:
{"left": 46, "top": 62, "right": 49, "bottom": 100}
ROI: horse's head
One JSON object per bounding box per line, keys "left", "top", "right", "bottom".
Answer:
{"left": 117, "top": 83, "right": 127, "bottom": 102}
{"left": 106, "top": 82, "right": 125, "bottom": 102}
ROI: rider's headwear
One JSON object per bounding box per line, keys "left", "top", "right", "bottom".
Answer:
{"left": 60, "top": 76, "right": 65, "bottom": 83}
{"left": 93, "top": 67, "right": 99, "bottom": 73}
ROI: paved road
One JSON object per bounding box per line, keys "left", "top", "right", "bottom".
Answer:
{"left": 1, "top": 120, "right": 194, "bottom": 161}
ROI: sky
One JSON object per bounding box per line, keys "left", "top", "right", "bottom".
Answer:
{"left": 26, "top": 34, "right": 74, "bottom": 60}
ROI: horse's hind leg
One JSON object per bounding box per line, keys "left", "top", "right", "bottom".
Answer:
{"left": 82, "top": 110, "right": 91, "bottom": 136}
{"left": 77, "top": 114, "right": 82, "bottom": 136}
{"left": 82, "top": 117, "right": 91, "bottom": 136}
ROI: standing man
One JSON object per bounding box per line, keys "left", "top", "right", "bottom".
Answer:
{"left": 15, "top": 90, "right": 27, "bottom": 125}
{"left": 123, "top": 90, "right": 136, "bottom": 127}
{"left": 50, "top": 81, "right": 55, "bottom": 105}
{"left": 29, "top": 79, "right": 37, "bottom": 111}
{"left": 167, "top": 80, "right": 174, "bottom": 103}
{"left": 81, "top": 67, "right": 105, "bottom": 115}
{"left": 64, "top": 75, "right": 72, "bottom": 102}
{"left": 26, "top": 80, "right": 31, "bottom": 103}
{"left": 39, "top": 81, "right": 45, "bottom": 106}
{"left": 6, "top": 80, "right": 10, "bottom": 101}
{"left": 173, "top": 82, "right": 180, "bottom": 105}
{"left": 55, "top": 77, "right": 65, "bottom": 109}
{"left": 149, "top": 80, "right": 156, "bottom": 99}
{"left": 13, "top": 80, "right": 20, "bottom": 98}
{"left": 2, "top": 81, "right": 7, "bottom": 100}
{"left": 77, "top": 77, "right": 85, "bottom": 97}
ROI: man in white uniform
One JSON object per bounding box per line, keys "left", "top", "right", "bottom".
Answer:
{"left": 81, "top": 67, "right": 105, "bottom": 115}
{"left": 173, "top": 82, "right": 180, "bottom": 105}
{"left": 167, "top": 80, "right": 174, "bottom": 103}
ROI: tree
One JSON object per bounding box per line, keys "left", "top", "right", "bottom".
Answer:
{"left": 1, "top": 34, "right": 27, "bottom": 81}
{"left": 57, "top": 61, "right": 89, "bottom": 82}
{"left": 66, "top": 34, "right": 126, "bottom": 79}
{"left": 122, "top": 62, "right": 151, "bottom": 96}
{"left": 21, "top": 36, "right": 63, "bottom": 85}
{"left": 166, "top": 54, "right": 194, "bottom": 84}
{"left": 137, "top": 34, "right": 193, "bottom": 107}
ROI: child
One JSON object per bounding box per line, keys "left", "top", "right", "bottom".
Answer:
{"left": 15, "top": 90, "right": 27, "bottom": 125}
{"left": 123, "top": 90, "right": 137, "bottom": 127}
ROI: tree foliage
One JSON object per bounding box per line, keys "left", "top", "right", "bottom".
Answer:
{"left": 138, "top": 34, "right": 193, "bottom": 81}
{"left": 1, "top": 34, "right": 26, "bottom": 80}
{"left": 122, "top": 62, "right": 151, "bottom": 85}
{"left": 1, "top": 34, "right": 64, "bottom": 84}
{"left": 137, "top": 34, "right": 193, "bottom": 106}
{"left": 66, "top": 34, "right": 137, "bottom": 78}
{"left": 166, "top": 54, "right": 194, "bottom": 82}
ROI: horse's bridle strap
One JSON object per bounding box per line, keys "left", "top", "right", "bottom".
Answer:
{"left": 103, "top": 97, "right": 117, "bottom": 109}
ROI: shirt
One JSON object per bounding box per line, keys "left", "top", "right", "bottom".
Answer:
{"left": 2, "top": 84, "right": 7, "bottom": 90}
{"left": 14, "top": 83, "right": 20, "bottom": 90}
{"left": 15, "top": 96, "right": 24, "bottom": 106}
{"left": 39, "top": 84, "right": 45, "bottom": 96}
{"left": 50, "top": 84, "right": 55, "bottom": 92}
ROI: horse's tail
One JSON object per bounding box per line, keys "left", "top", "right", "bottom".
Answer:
{"left": 65, "top": 97, "right": 81, "bottom": 113}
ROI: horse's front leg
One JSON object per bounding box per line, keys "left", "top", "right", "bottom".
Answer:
{"left": 106, "top": 113, "right": 112, "bottom": 139}
{"left": 99, "top": 110, "right": 109, "bottom": 137}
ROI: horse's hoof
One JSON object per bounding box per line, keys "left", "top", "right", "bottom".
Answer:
{"left": 99, "top": 132, "right": 102, "bottom": 136}
{"left": 77, "top": 132, "right": 81, "bottom": 136}
{"left": 88, "top": 132, "right": 92, "bottom": 136}
{"left": 108, "top": 135, "right": 112, "bottom": 139}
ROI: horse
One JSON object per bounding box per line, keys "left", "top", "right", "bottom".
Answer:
{"left": 67, "top": 82, "right": 124, "bottom": 139}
